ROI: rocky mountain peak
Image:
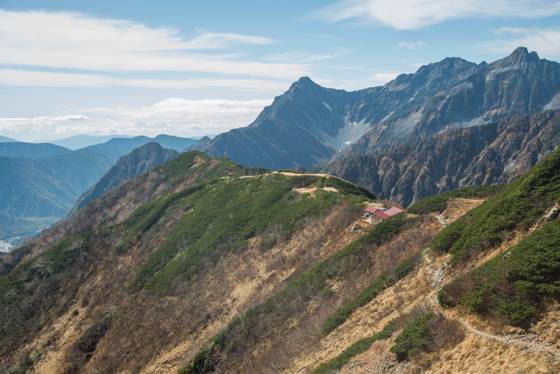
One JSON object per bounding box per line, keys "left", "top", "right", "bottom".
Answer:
{"left": 288, "top": 76, "right": 323, "bottom": 94}
{"left": 416, "top": 56, "right": 476, "bottom": 78}
{"left": 493, "top": 46, "right": 541, "bottom": 68}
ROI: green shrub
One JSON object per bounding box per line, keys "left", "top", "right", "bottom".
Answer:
{"left": 0, "top": 235, "right": 84, "bottom": 291}
{"left": 313, "top": 321, "right": 396, "bottom": 374}
{"left": 408, "top": 185, "right": 502, "bottom": 215}
{"left": 323, "top": 176, "right": 376, "bottom": 200}
{"left": 430, "top": 148, "right": 560, "bottom": 262}
{"left": 77, "top": 312, "right": 114, "bottom": 354}
{"left": 159, "top": 152, "right": 265, "bottom": 184}
{"left": 322, "top": 255, "right": 417, "bottom": 335}
{"left": 391, "top": 312, "right": 434, "bottom": 361}
{"left": 439, "top": 220, "right": 560, "bottom": 328}
{"left": 42, "top": 235, "right": 84, "bottom": 274}
{"left": 3, "top": 353, "right": 39, "bottom": 374}
{"left": 131, "top": 174, "right": 372, "bottom": 292}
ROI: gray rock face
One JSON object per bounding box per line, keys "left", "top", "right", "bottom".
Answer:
{"left": 325, "top": 110, "right": 560, "bottom": 205}
{"left": 198, "top": 48, "right": 560, "bottom": 174}
{"left": 196, "top": 77, "right": 360, "bottom": 170}
{"left": 73, "top": 142, "right": 178, "bottom": 211}
{"left": 339, "top": 47, "right": 560, "bottom": 157}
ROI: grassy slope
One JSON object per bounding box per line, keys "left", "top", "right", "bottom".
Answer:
{"left": 434, "top": 149, "right": 560, "bottom": 327}
{"left": 408, "top": 185, "right": 502, "bottom": 215}
{"left": 440, "top": 220, "right": 560, "bottom": 327}
{"left": 321, "top": 256, "right": 416, "bottom": 335}
{"left": 429, "top": 148, "right": 560, "bottom": 262}
{"left": 184, "top": 214, "right": 417, "bottom": 373}
{"left": 129, "top": 173, "right": 366, "bottom": 292}
{"left": 115, "top": 152, "right": 375, "bottom": 292}
{"left": 0, "top": 234, "right": 91, "bottom": 354}
{"left": 312, "top": 321, "right": 397, "bottom": 374}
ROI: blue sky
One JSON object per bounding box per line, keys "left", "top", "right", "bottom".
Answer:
{"left": 1, "top": 0, "right": 560, "bottom": 141}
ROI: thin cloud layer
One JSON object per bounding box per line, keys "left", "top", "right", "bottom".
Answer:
{"left": 0, "top": 98, "right": 271, "bottom": 142}
{"left": 0, "top": 69, "right": 288, "bottom": 92}
{"left": 0, "top": 10, "right": 304, "bottom": 79}
{"left": 316, "top": 0, "right": 560, "bottom": 30}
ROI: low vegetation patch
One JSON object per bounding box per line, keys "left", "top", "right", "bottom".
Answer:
{"left": 321, "top": 256, "right": 417, "bottom": 335}
{"left": 76, "top": 312, "right": 114, "bottom": 355}
{"left": 321, "top": 176, "right": 376, "bottom": 200}
{"left": 430, "top": 148, "right": 560, "bottom": 262}
{"left": 1, "top": 352, "right": 41, "bottom": 374}
{"left": 0, "top": 235, "right": 84, "bottom": 292}
{"left": 439, "top": 220, "right": 560, "bottom": 328}
{"left": 159, "top": 151, "right": 264, "bottom": 184}
{"left": 408, "top": 185, "right": 502, "bottom": 215}
{"left": 131, "top": 174, "right": 371, "bottom": 292}
{"left": 391, "top": 312, "right": 434, "bottom": 361}
{"left": 0, "top": 233, "right": 92, "bottom": 357}
{"left": 313, "top": 321, "right": 396, "bottom": 374}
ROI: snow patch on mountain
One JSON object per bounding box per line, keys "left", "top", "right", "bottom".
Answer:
{"left": 321, "top": 119, "right": 371, "bottom": 151}
{"left": 544, "top": 92, "right": 560, "bottom": 111}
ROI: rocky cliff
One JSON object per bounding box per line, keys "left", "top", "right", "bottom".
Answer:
{"left": 325, "top": 110, "right": 560, "bottom": 205}
{"left": 197, "top": 48, "right": 560, "bottom": 176}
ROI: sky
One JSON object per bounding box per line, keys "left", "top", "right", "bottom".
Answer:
{"left": 1, "top": 0, "right": 560, "bottom": 142}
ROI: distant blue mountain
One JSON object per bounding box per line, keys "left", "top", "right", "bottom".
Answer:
{"left": 73, "top": 142, "right": 179, "bottom": 211}
{"left": 0, "top": 135, "right": 197, "bottom": 245}
{"left": 0, "top": 142, "right": 71, "bottom": 159}
{"left": 50, "top": 134, "right": 133, "bottom": 150}
{"left": 0, "top": 135, "right": 17, "bottom": 143}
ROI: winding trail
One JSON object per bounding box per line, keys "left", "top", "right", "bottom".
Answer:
{"left": 424, "top": 253, "right": 560, "bottom": 362}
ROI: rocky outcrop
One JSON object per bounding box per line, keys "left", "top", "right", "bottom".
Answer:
{"left": 325, "top": 110, "right": 560, "bottom": 205}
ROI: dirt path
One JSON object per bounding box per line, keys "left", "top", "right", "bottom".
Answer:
{"left": 434, "top": 198, "right": 484, "bottom": 227}
{"left": 452, "top": 314, "right": 560, "bottom": 359}
{"left": 236, "top": 171, "right": 342, "bottom": 180}
{"left": 424, "top": 253, "right": 560, "bottom": 362}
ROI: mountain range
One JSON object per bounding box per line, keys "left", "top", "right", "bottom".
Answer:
{"left": 196, "top": 47, "right": 560, "bottom": 204}
{"left": 51, "top": 134, "right": 134, "bottom": 150}
{"left": 0, "top": 135, "right": 196, "bottom": 245}
{"left": 1, "top": 46, "right": 560, "bottom": 373}
{"left": 0, "top": 142, "right": 71, "bottom": 159}
{"left": 325, "top": 110, "right": 560, "bottom": 205}
{"left": 73, "top": 142, "right": 179, "bottom": 211}
{"left": 1, "top": 148, "right": 558, "bottom": 373}
{"left": 0, "top": 135, "right": 17, "bottom": 143}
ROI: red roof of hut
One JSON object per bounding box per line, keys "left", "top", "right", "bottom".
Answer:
{"left": 384, "top": 207, "right": 404, "bottom": 217}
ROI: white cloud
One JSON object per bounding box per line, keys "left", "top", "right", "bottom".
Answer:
{"left": 315, "top": 0, "right": 560, "bottom": 30}
{"left": 263, "top": 51, "right": 342, "bottom": 63}
{"left": 183, "top": 32, "right": 274, "bottom": 49}
{"left": 484, "top": 27, "right": 560, "bottom": 59}
{"left": 0, "top": 98, "right": 272, "bottom": 142}
{"left": 398, "top": 41, "right": 426, "bottom": 49}
{"left": 0, "top": 10, "right": 304, "bottom": 79}
{"left": 0, "top": 69, "right": 289, "bottom": 92}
